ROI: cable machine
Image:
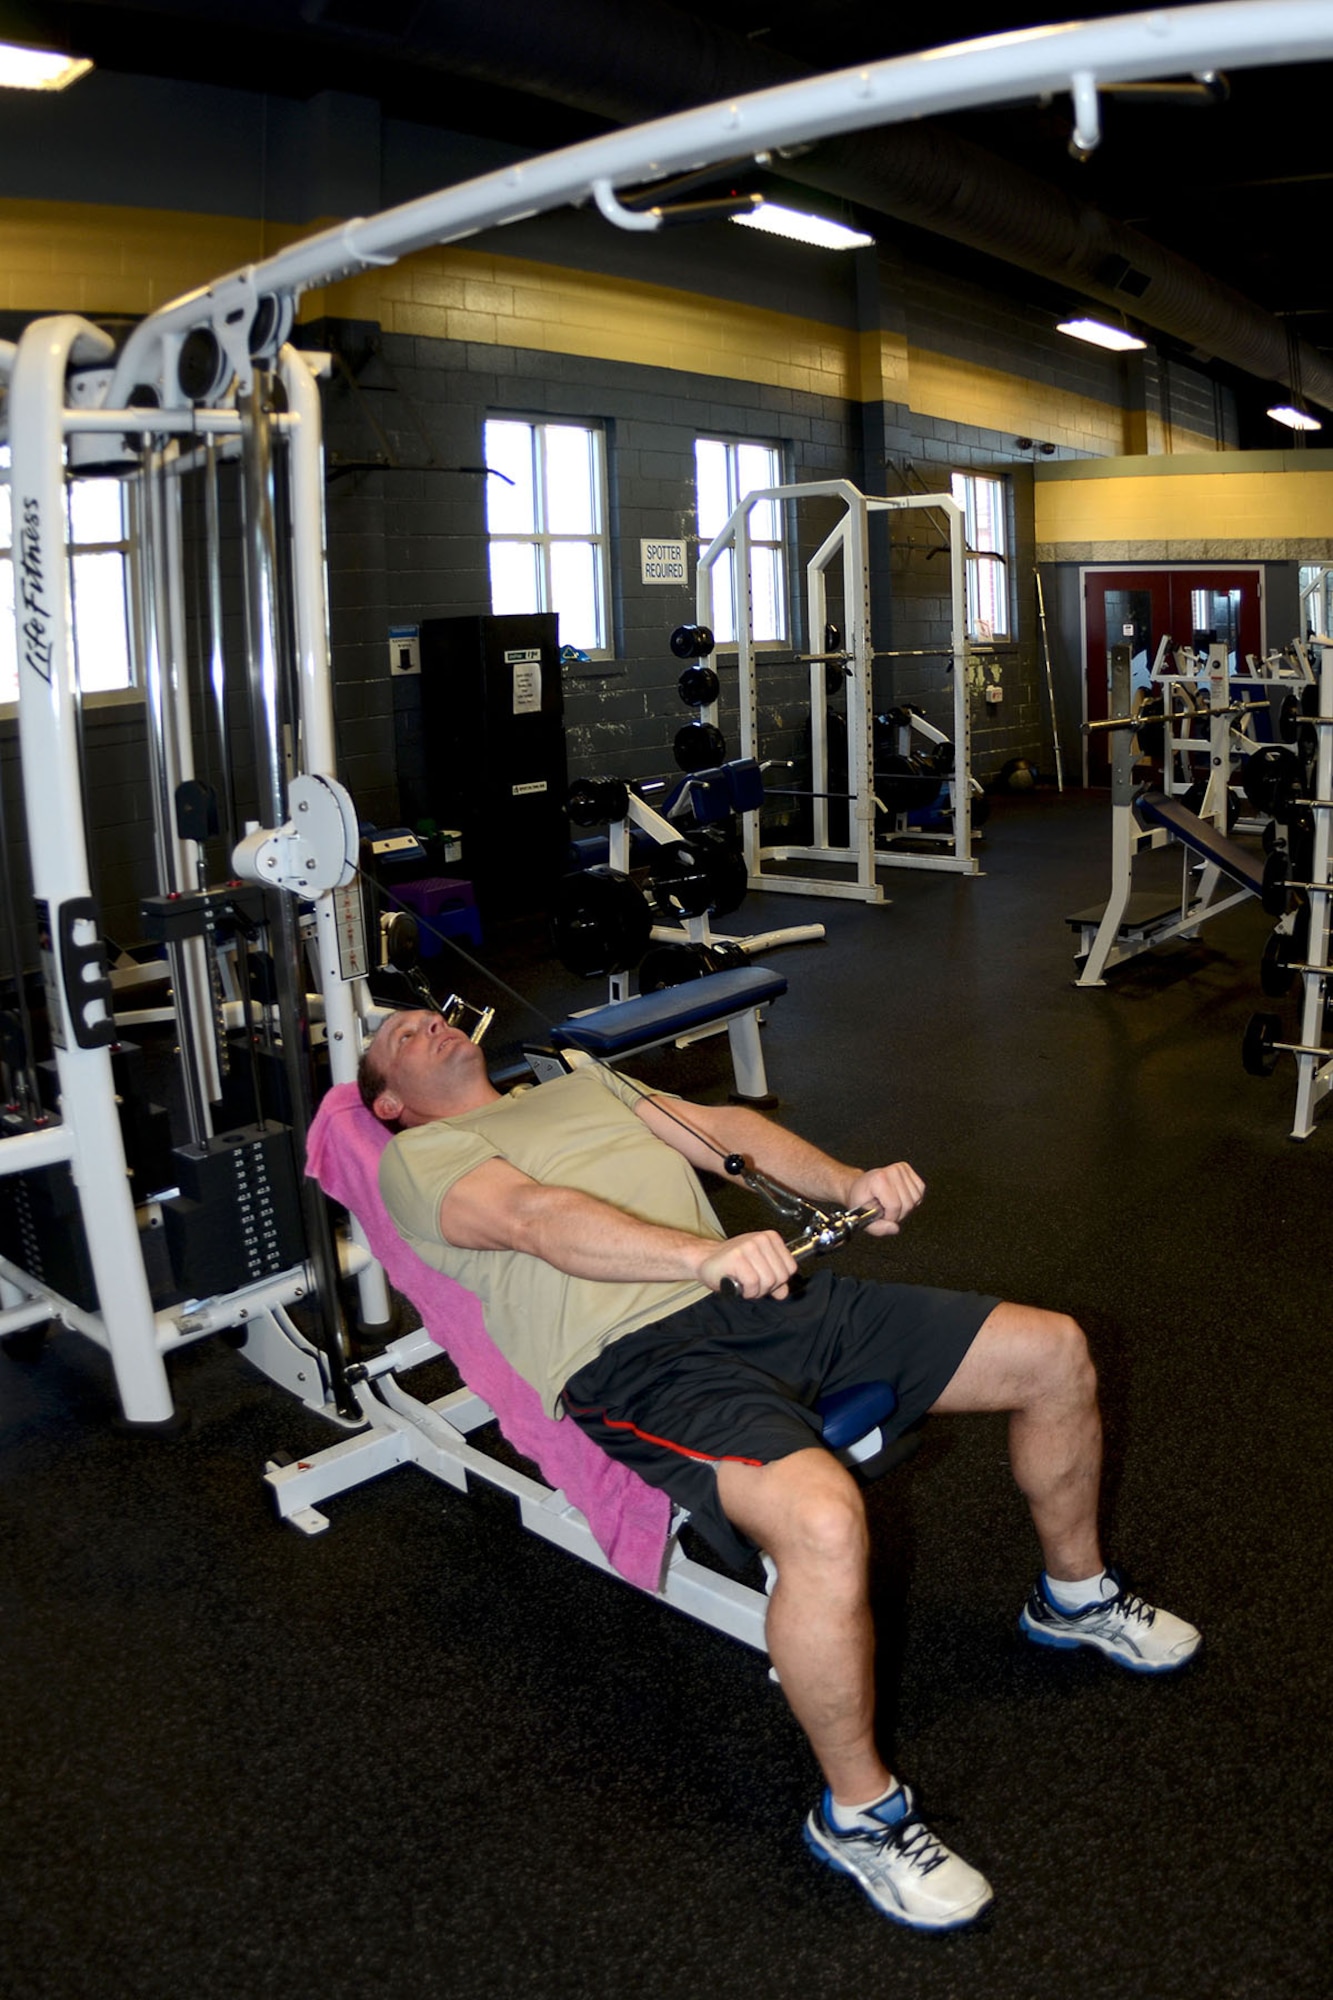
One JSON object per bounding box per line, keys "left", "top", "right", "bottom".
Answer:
{"left": 3, "top": 1, "right": 1331, "bottom": 1431}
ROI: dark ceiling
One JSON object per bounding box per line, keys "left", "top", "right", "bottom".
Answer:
{"left": 8, "top": 1, "right": 1333, "bottom": 371}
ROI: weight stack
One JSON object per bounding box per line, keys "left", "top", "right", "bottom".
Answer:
{"left": 0, "top": 1129, "right": 98, "bottom": 1312}
{"left": 35, "top": 1043, "right": 176, "bottom": 1198}
{"left": 160, "top": 1121, "right": 306, "bottom": 1301}
{"left": 415, "top": 613, "right": 568, "bottom": 920}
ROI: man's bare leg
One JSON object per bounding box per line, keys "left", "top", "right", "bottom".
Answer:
{"left": 718, "top": 1444, "right": 996, "bottom": 1929}
{"left": 928, "top": 1301, "right": 1103, "bottom": 1581}
{"left": 715, "top": 1447, "right": 891, "bottom": 1806}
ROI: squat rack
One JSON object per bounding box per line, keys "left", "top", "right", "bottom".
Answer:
{"left": 694, "top": 479, "right": 979, "bottom": 904}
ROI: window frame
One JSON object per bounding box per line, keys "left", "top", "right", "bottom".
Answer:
{"left": 483, "top": 415, "right": 613, "bottom": 658}
{"left": 950, "top": 471, "right": 1013, "bottom": 643}
{"left": 693, "top": 434, "right": 790, "bottom": 648}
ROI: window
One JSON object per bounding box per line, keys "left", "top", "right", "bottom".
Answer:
{"left": 950, "top": 472, "right": 1011, "bottom": 641}
{"left": 0, "top": 449, "right": 133, "bottom": 705}
{"left": 1299, "top": 564, "right": 1333, "bottom": 642}
{"left": 694, "top": 437, "right": 788, "bottom": 645}
{"left": 484, "top": 418, "right": 610, "bottom": 653}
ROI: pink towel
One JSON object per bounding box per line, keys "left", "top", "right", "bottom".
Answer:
{"left": 305, "top": 1084, "right": 672, "bottom": 1591}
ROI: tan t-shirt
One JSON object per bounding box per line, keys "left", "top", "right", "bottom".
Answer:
{"left": 378, "top": 1066, "right": 723, "bottom": 1415}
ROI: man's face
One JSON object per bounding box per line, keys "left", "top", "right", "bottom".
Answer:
{"left": 368, "top": 1009, "right": 486, "bottom": 1126}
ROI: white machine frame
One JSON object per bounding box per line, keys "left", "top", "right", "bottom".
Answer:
{"left": 5, "top": 2, "right": 1333, "bottom": 1620}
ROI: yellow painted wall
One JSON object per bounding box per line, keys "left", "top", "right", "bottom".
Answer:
{"left": 0, "top": 193, "right": 1173, "bottom": 456}
{"left": 1035, "top": 460, "right": 1333, "bottom": 559}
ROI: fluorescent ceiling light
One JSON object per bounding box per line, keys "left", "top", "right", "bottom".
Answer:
{"left": 1268, "top": 404, "right": 1323, "bottom": 432}
{"left": 1056, "top": 316, "right": 1147, "bottom": 353}
{"left": 732, "top": 202, "right": 873, "bottom": 251}
{"left": 0, "top": 41, "right": 93, "bottom": 90}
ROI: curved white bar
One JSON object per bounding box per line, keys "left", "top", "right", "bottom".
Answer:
{"left": 106, "top": 3, "right": 1333, "bottom": 406}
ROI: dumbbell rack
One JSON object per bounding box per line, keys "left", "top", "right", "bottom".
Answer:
{"left": 1284, "top": 638, "right": 1333, "bottom": 1140}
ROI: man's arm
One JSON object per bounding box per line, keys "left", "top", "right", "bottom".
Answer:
{"left": 437, "top": 1155, "right": 799, "bottom": 1299}
{"left": 631, "top": 1095, "right": 925, "bottom": 1237}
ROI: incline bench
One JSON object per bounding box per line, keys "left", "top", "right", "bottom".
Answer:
{"left": 549, "top": 963, "right": 788, "bottom": 1103}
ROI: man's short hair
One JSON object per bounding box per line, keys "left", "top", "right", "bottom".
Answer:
{"left": 356, "top": 1035, "right": 388, "bottom": 1116}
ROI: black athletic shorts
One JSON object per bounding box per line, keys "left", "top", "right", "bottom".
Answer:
{"left": 561, "top": 1267, "right": 998, "bottom": 1571}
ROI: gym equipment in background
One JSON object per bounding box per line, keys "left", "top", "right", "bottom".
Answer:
{"left": 692, "top": 479, "right": 984, "bottom": 904}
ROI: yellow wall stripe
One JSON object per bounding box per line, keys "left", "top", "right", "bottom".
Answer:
{"left": 1036, "top": 465, "right": 1333, "bottom": 548}
{"left": 2, "top": 194, "right": 1178, "bottom": 459}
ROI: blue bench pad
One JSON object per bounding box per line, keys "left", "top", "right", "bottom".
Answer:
{"left": 553, "top": 965, "right": 787, "bottom": 1057}
{"left": 1134, "top": 790, "right": 1265, "bottom": 897}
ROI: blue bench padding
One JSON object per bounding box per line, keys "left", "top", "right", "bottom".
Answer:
{"left": 553, "top": 965, "right": 787, "bottom": 1057}
{"left": 818, "top": 1381, "right": 897, "bottom": 1450}
{"left": 1134, "top": 790, "right": 1265, "bottom": 897}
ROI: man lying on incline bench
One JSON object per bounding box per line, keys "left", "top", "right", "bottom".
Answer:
{"left": 359, "top": 1008, "right": 1200, "bottom": 1934}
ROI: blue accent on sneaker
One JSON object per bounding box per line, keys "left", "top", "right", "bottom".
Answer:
{"left": 804, "top": 1783, "right": 994, "bottom": 1932}
{"left": 1018, "top": 1566, "right": 1201, "bottom": 1673}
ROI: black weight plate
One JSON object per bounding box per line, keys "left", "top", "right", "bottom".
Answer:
{"left": 1261, "top": 927, "right": 1297, "bottom": 999}
{"left": 677, "top": 664, "right": 720, "bottom": 707}
{"left": 1261, "top": 846, "right": 1292, "bottom": 917}
{"left": 1241, "top": 1011, "right": 1282, "bottom": 1077}
{"left": 669, "top": 623, "right": 715, "bottom": 660}
{"left": 1278, "top": 690, "right": 1301, "bottom": 743}
{"left": 566, "top": 776, "right": 630, "bottom": 827}
{"left": 1243, "top": 743, "right": 1299, "bottom": 817}
{"left": 699, "top": 834, "right": 749, "bottom": 918}
{"left": 674, "top": 720, "right": 728, "bottom": 772}
{"left": 638, "top": 942, "right": 708, "bottom": 991}
{"left": 649, "top": 840, "right": 716, "bottom": 919}
{"left": 1297, "top": 722, "right": 1319, "bottom": 794}
{"left": 551, "top": 866, "right": 652, "bottom": 978}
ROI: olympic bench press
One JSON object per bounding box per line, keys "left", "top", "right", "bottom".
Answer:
{"left": 265, "top": 1082, "right": 898, "bottom": 1658}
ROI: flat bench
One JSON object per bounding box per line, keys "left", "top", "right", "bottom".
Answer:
{"left": 552, "top": 964, "right": 787, "bottom": 1103}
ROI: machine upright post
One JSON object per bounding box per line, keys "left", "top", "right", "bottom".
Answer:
{"left": 238, "top": 373, "right": 359, "bottom": 1411}
{"left": 9, "top": 315, "right": 173, "bottom": 1424}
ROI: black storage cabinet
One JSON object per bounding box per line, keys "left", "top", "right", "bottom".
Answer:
{"left": 416, "top": 612, "right": 568, "bottom": 919}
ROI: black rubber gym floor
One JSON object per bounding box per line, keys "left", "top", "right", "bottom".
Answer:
{"left": 3, "top": 788, "right": 1329, "bottom": 2000}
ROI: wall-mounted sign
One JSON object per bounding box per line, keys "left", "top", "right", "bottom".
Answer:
{"left": 641, "top": 538, "right": 687, "bottom": 585}
{"left": 506, "top": 647, "right": 543, "bottom": 714}
{"left": 388, "top": 624, "right": 420, "bottom": 675}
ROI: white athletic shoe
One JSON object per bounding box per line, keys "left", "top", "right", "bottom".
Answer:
{"left": 1019, "top": 1568, "right": 1201, "bottom": 1674}
{"left": 803, "top": 1783, "right": 994, "bottom": 1932}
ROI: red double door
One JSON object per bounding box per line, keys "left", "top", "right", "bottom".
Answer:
{"left": 1083, "top": 566, "right": 1264, "bottom": 782}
